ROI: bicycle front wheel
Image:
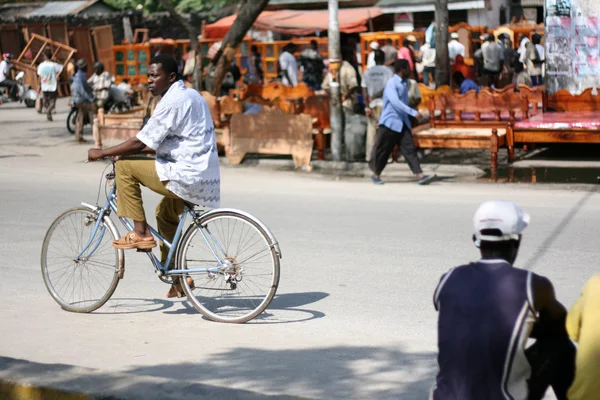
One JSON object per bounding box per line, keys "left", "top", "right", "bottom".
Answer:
{"left": 178, "top": 210, "right": 280, "bottom": 323}
{"left": 41, "top": 207, "right": 123, "bottom": 313}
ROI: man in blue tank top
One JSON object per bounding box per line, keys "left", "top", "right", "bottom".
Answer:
{"left": 432, "top": 200, "right": 575, "bottom": 400}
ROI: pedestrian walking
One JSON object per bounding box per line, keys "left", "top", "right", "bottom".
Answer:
{"left": 299, "top": 40, "right": 325, "bottom": 90}
{"left": 70, "top": 59, "right": 94, "bottom": 143}
{"left": 432, "top": 200, "right": 576, "bottom": 400}
{"left": 566, "top": 274, "right": 600, "bottom": 400}
{"left": 481, "top": 34, "right": 504, "bottom": 87}
{"left": 36, "top": 50, "right": 63, "bottom": 121}
{"left": 279, "top": 43, "right": 298, "bottom": 87}
{"left": 362, "top": 49, "right": 393, "bottom": 162}
{"left": 366, "top": 41, "right": 379, "bottom": 68}
{"left": 88, "top": 62, "right": 114, "bottom": 111}
{"left": 448, "top": 32, "right": 465, "bottom": 63}
{"left": 381, "top": 38, "right": 397, "bottom": 67}
{"left": 369, "top": 59, "right": 434, "bottom": 185}
{"left": 418, "top": 39, "right": 436, "bottom": 87}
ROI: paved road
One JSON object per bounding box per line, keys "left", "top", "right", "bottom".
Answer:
{"left": 0, "top": 100, "right": 598, "bottom": 399}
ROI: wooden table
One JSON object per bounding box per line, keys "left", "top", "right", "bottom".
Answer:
{"left": 507, "top": 111, "right": 600, "bottom": 162}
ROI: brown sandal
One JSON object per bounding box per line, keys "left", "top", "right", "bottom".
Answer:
{"left": 167, "top": 277, "right": 195, "bottom": 298}
{"left": 112, "top": 231, "right": 157, "bottom": 250}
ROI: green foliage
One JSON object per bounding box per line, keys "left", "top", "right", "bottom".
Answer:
{"left": 104, "top": 0, "right": 237, "bottom": 14}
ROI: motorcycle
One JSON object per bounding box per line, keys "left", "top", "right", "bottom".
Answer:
{"left": 66, "top": 85, "right": 133, "bottom": 134}
{"left": 3, "top": 71, "right": 38, "bottom": 108}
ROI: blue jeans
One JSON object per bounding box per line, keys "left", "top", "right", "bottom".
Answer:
{"left": 531, "top": 75, "right": 543, "bottom": 86}
{"left": 423, "top": 66, "right": 435, "bottom": 86}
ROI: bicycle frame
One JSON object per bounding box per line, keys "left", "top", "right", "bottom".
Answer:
{"left": 77, "top": 183, "right": 229, "bottom": 278}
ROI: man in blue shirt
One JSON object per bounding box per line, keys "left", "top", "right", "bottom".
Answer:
{"left": 71, "top": 59, "right": 95, "bottom": 144}
{"left": 369, "top": 59, "right": 434, "bottom": 185}
{"left": 452, "top": 71, "right": 479, "bottom": 94}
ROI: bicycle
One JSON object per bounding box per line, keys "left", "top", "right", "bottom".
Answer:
{"left": 40, "top": 158, "right": 282, "bottom": 323}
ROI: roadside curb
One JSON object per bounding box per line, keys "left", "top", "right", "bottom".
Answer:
{"left": 0, "top": 357, "right": 311, "bottom": 400}
{"left": 219, "top": 158, "right": 486, "bottom": 178}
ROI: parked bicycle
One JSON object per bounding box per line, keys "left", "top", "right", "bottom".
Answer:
{"left": 41, "top": 158, "right": 281, "bottom": 323}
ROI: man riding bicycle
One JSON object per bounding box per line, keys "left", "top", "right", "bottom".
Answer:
{"left": 88, "top": 54, "right": 220, "bottom": 298}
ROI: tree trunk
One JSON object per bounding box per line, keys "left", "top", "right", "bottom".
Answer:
{"left": 210, "top": 0, "right": 270, "bottom": 96}
{"left": 159, "top": 0, "right": 202, "bottom": 91}
{"left": 434, "top": 0, "right": 450, "bottom": 87}
{"left": 328, "top": 0, "right": 343, "bottom": 161}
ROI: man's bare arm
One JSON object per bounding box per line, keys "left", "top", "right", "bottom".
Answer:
{"left": 88, "top": 137, "right": 152, "bottom": 161}
{"left": 531, "top": 275, "right": 568, "bottom": 339}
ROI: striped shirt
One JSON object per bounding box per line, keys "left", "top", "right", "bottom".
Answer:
{"left": 432, "top": 259, "right": 537, "bottom": 400}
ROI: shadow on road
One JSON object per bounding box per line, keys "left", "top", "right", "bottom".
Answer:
{"left": 96, "top": 292, "right": 329, "bottom": 325}
{"left": 0, "top": 345, "right": 437, "bottom": 399}
{"left": 163, "top": 291, "right": 329, "bottom": 325}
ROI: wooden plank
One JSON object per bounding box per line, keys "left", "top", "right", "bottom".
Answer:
{"left": 23, "top": 24, "right": 46, "bottom": 43}
{"left": 0, "top": 25, "right": 22, "bottom": 57}
{"left": 70, "top": 27, "right": 96, "bottom": 77}
{"left": 47, "top": 22, "right": 69, "bottom": 46}
{"left": 91, "top": 25, "right": 115, "bottom": 75}
{"left": 413, "top": 138, "right": 495, "bottom": 149}
{"left": 514, "top": 130, "right": 600, "bottom": 143}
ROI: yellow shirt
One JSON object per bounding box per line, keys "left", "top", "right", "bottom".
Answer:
{"left": 566, "top": 274, "right": 600, "bottom": 400}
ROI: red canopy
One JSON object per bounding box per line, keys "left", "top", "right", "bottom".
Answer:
{"left": 205, "top": 8, "right": 382, "bottom": 39}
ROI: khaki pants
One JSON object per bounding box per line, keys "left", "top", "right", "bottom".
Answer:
{"left": 115, "top": 159, "right": 185, "bottom": 263}
{"left": 75, "top": 101, "right": 95, "bottom": 142}
{"left": 365, "top": 105, "right": 382, "bottom": 162}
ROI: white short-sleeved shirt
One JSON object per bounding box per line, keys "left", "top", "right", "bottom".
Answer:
{"left": 37, "top": 61, "right": 63, "bottom": 92}
{"left": 0, "top": 60, "right": 10, "bottom": 83}
{"left": 136, "top": 80, "right": 220, "bottom": 208}
{"left": 278, "top": 51, "right": 298, "bottom": 87}
{"left": 448, "top": 40, "right": 465, "bottom": 62}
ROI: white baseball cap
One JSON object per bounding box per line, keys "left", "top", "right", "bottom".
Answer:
{"left": 370, "top": 41, "right": 380, "bottom": 50}
{"left": 473, "top": 200, "right": 530, "bottom": 245}
{"left": 450, "top": 32, "right": 460, "bottom": 39}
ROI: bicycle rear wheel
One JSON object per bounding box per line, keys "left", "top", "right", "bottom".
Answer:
{"left": 41, "top": 207, "right": 123, "bottom": 313}
{"left": 178, "top": 210, "right": 280, "bottom": 323}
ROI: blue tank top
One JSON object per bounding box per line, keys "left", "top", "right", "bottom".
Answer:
{"left": 432, "top": 259, "right": 537, "bottom": 400}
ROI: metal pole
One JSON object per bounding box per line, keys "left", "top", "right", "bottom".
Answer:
{"left": 328, "top": 0, "right": 343, "bottom": 161}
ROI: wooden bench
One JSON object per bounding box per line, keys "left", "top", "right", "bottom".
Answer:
{"left": 506, "top": 89, "right": 600, "bottom": 162}
{"left": 413, "top": 125, "right": 506, "bottom": 168}
{"left": 228, "top": 106, "right": 314, "bottom": 168}
{"left": 93, "top": 107, "right": 146, "bottom": 148}
{"left": 428, "top": 89, "right": 528, "bottom": 129}
{"left": 409, "top": 89, "right": 530, "bottom": 167}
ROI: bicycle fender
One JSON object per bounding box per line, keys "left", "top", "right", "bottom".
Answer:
{"left": 199, "top": 208, "right": 282, "bottom": 259}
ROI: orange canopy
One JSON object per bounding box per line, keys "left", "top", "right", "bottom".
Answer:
{"left": 205, "top": 8, "right": 383, "bottom": 39}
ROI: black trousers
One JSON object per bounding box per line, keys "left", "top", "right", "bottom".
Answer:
{"left": 0, "top": 79, "right": 17, "bottom": 99}
{"left": 526, "top": 335, "right": 576, "bottom": 400}
{"left": 369, "top": 124, "right": 422, "bottom": 176}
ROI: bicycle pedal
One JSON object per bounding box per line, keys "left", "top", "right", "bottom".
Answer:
{"left": 136, "top": 248, "right": 152, "bottom": 253}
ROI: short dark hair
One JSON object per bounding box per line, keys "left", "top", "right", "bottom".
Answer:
{"left": 452, "top": 71, "right": 465, "bottom": 85}
{"left": 310, "top": 39, "right": 318, "bottom": 48}
{"left": 532, "top": 33, "right": 541, "bottom": 45}
{"left": 44, "top": 50, "right": 52, "bottom": 60}
{"left": 150, "top": 54, "right": 180, "bottom": 79}
{"left": 374, "top": 49, "right": 385, "bottom": 65}
{"left": 386, "top": 38, "right": 393, "bottom": 45}
{"left": 394, "top": 59, "right": 409, "bottom": 73}
{"left": 403, "top": 39, "right": 411, "bottom": 47}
